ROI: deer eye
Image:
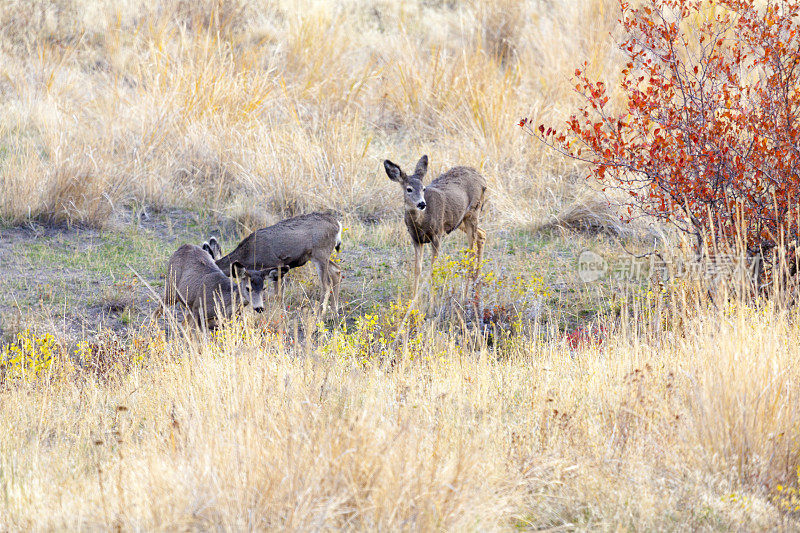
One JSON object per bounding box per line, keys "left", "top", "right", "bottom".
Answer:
{"left": 406, "top": 187, "right": 413, "bottom": 193}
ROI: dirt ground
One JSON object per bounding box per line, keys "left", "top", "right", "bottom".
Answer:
{"left": 0, "top": 206, "right": 643, "bottom": 344}
{"left": 0, "top": 208, "right": 210, "bottom": 337}
{"left": 0, "top": 207, "right": 424, "bottom": 340}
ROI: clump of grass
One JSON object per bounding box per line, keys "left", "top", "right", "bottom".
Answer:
{"left": 475, "top": 0, "right": 523, "bottom": 64}
{"left": 172, "top": 0, "right": 256, "bottom": 34}
{"left": 0, "top": 326, "right": 158, "bottom": 387}
{"left": 773, "top": 468, "right": 800, "bottom": 517}
{"left": 536, "top": 189, "right": 634, "bottom": 237}
{"left": 430, "top": 248, "right": 550, "bottom": 339}
{"left": 74, "top": 330, "right": 151, "bottom": 382}
{"left": 221, "top": 199, "right": 275, "bottom": 237}
{"left": 0, "top": 0, "right": 84, "bottom": 51}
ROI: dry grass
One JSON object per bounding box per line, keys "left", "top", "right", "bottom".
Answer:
{"left": 0, "top": 0, "right": 621, "bottom": 228}
{"left": 1, "top": 302, "right": 799, "bottom": 530}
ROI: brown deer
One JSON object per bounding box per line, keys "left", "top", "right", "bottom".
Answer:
{"left": 210, "top": 212, "right": 343, "bottom": 314}
{"left": 383, "top": 155, "right": 487, "bottom": 295}
{"left": 164, "top": 244, "right": 272, "bottom": 330}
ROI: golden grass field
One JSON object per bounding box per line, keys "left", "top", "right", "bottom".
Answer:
{"left": 1, "top": 0, "right": 800, "bottom": 530}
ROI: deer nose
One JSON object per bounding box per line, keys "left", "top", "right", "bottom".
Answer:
{"left": 417, "top": 201, "right": 426, "bottom": 210}
{"left": 254, "top": 306, "right": 265, "bottom": 313}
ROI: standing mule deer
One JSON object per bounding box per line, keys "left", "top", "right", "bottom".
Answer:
{"left": 164, "top": 244, "right": 271, "bottom": 330}
{"left": 210, "top": 212, "right": 343, "bottom": 314}
{"left": 383, "top": 155, "right": 487, "bottom": 296}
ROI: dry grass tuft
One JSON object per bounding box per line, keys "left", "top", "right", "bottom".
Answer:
{"left": 42, "top": 159, "right": 116, "bottom": 227}
{"left": 476, "top": 0, "right": 524, "bottom": 65}
{"left": 172, "top": 0, "right": 257, "bottom": 34}
{"left": 534, "top": 189, "right": 635, "bottom": 237}
{"left": 221, "top": 199, "right": 278, "bottom": 237}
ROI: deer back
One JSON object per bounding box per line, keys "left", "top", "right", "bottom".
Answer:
{"left": 166, "top": 244, "right": 236, "bottom": 316}
{"left": 217, "top": 212, "right": 340, "bottom": 271}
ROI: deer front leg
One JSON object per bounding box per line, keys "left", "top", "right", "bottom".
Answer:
{"left": 412, "top": 242, "right": 423, "bottom": 297}
{"left": 273, "top": 269, "right": 285, "bottom": 309}
{"left": 428, "top": 237, "right": 441, "bottom": 307}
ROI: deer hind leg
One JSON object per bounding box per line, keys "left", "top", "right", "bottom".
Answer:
{"left": 459, "top": 215, "right": 484, "bottom": 275}
{"left": 314, "top": 258, "right": 332, "bottom": 315}
{"left": 328, "top": 259, "right": 341, "bottom": 314}
{"left": 468, "top": 188, "right": 487, "bottom": 267}
{"left": 460, "top": 215, "right": 477, "bottom": 251}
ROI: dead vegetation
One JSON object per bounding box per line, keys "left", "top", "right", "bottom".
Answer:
{"left": 1, "top": 301, "right": 799, "bottom": 529}
{"left": 0, "top": 0, "right": 621, "bottom": 228}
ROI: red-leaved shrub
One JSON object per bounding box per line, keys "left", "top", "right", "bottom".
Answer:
{"left": 523, "top": 0, "right": 800, "bottom": 287}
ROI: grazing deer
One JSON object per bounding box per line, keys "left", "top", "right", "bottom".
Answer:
{"left": 164, "top": 244, "right": 272, "bottom": 330}
{"left": 383, "top": 155, "right": 487, "bottom": 295}
{"left": 211, "top": 212, "right": 343, "bottom": 314}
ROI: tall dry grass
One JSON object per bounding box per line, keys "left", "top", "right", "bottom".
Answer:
{"left": 0, "top": 0, "right": 621, "bottom": 228}
{"left": 1, "top": 300, "right": 799, "bottom": 529}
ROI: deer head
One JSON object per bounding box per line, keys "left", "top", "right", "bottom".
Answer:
{"left": 384, "top": 155, "right": 429, "bottom": 212}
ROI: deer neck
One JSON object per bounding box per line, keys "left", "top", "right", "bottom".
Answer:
{"left": 406, "top": 205, "right": 427, "bottom": 228}
{"left": 404, "top": 199, "right": 437, "bottom": 246}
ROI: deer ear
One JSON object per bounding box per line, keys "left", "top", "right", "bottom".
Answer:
{"left": 384, "top": 160, "right": 403, "bottom": 182}
{"left": 266, "top": 266, "right": 289, "bottom": 282}
{"left": 202, "top": 242, "right": 213, "bottom": 255}
{"left": 230, "top": 261, "right": 248, "bottom": 279}
{"left": 414, "top": 155, "right": 428, "bottom": 179}
{"left": 208, "top": 236, "right": 222, "bottom": 259}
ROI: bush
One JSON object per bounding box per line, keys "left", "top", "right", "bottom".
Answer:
{"left": 320, "top": 300, "right": 426, "bottom": 366}
{"left": 0, "top": 329, "right": 62, "bottom": 383}
{"left": 524, "top": 0, "right": 800, "bottom": 287}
